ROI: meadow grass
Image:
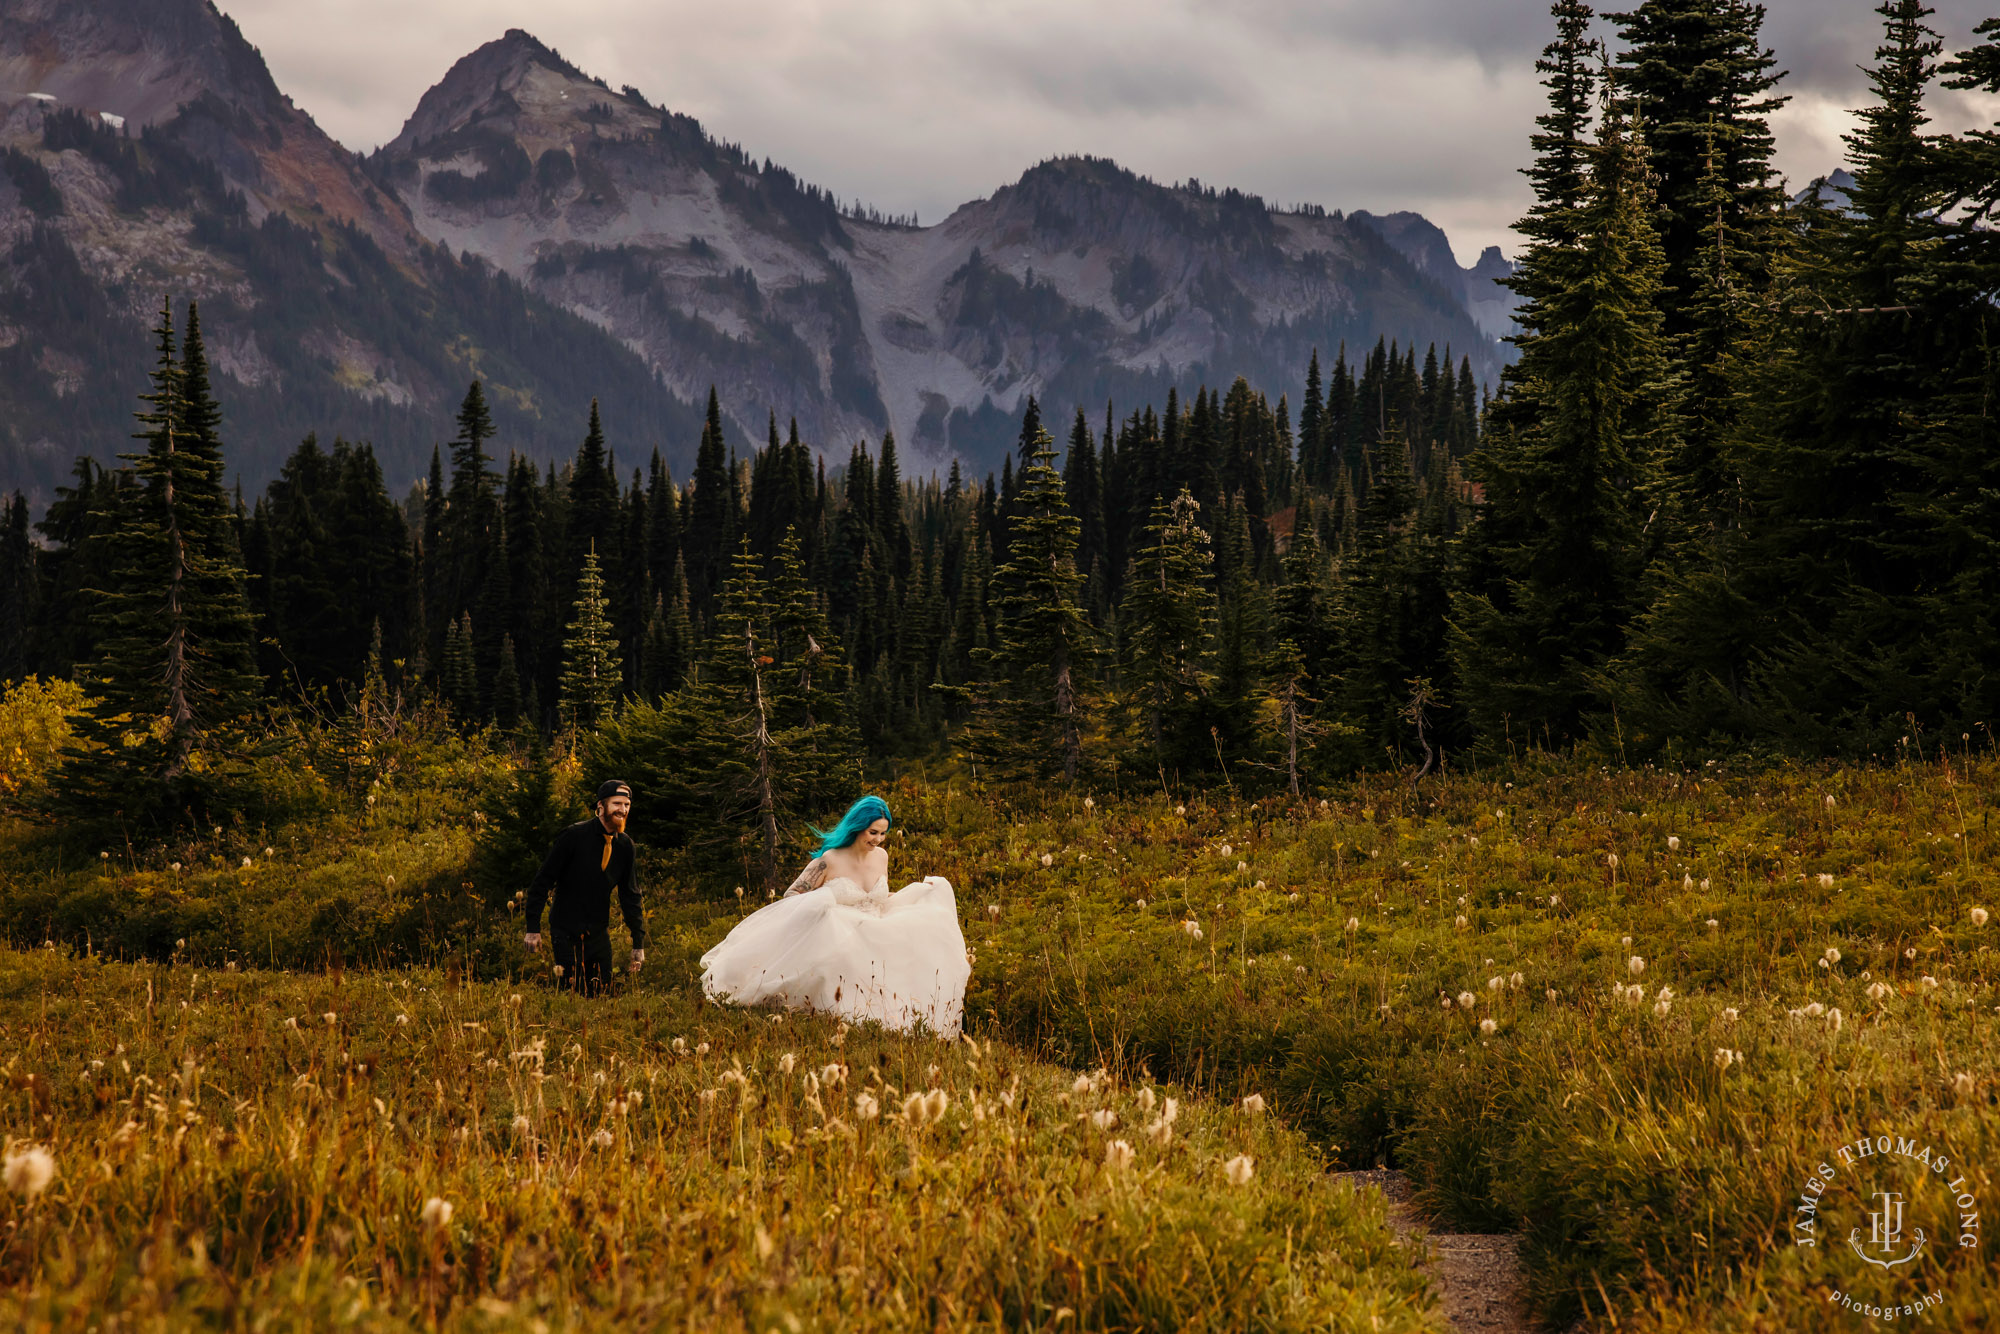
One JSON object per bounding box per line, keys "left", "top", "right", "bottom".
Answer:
{"left": 0, "top": 947, "right": 1440, "bottom": 1331}
{"left": 6, "top": 740, "right": 1999, "bottom": 1329}
{"left": 841, "top": 754, "right": 1999, "bottom": 1330}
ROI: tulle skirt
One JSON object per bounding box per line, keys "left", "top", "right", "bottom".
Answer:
{"left": 699, "top": 876, "right": 970, "bottom": 1038}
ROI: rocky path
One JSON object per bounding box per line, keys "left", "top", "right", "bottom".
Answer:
{"left": 1334, "top": 1169, "right": 1535, "bottom": 1334}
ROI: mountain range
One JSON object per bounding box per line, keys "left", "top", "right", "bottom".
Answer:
{"left": 0, "top": 0, "right": 1514, "bottom": 508}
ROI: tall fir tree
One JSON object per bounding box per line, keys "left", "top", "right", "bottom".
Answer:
{"left": 1119, "top": 488, "right": 1217, "bottom": 775}
{"left": 557, "top": 540, "right": 622, "bottom": 736}
{"left": 63, "top": 300, "right": 260, "bottom": 820}
{"left": 967, "top": 399, "right": 1096, "bottom": 781}
{"left": 1454, "top": 77, "right": 1674, "bottom": 750}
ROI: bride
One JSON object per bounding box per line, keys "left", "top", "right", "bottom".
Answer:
{"left": 699, "top": 796, "right": 970, "bottom": 1038}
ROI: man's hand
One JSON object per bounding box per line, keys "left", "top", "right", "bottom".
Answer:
{"left": 628, "top": 948, "right": 646, "bottom": 974}
{"left": 523, "top": 932, "right": 541, "bottom": 952}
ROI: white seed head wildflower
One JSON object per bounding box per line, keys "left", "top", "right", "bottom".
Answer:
{"left": 1866, "top": 982, "right": 1891, "bottom": 1001}
{"left": 1905, "top": 947, "right": 1918, "bottom": 960}
{"left": 4, "top": 1146, "right": 54, "bottom": 1198}
{"left": 1039, "top": 853, "right": 1054, "bottom": 867}
{"left": 1713, "top": 1047, "right": 1735, "bottom": 1070}
{"left": 1457, "top": 992, "right": 1475, "bottom": 1010}
{"left": 394, "top": 1014, "right": 409, "bottom": 1026}
{"left": 1823, "top": 947, "right": 1841, "bottom": 965}
{"left": 1242, "top": 1093, "right": 1266, "bottom": 1113}
{"left": 1137, "top": 1087, "right": 1156, "bottom": 1113}
{"left": 1628, "top": 956, "right": 1646, "bottom": 977}
{"left": 987, "top": 904, "right": 1002, "bottom": 920}
{"left": 1090, "top": 1109, "right": 1119, "bottom": 1131}
{"left": 1700, "top": 878, "right": 1711, "bottom": 891}
{"left": 591, "top": 1128, "right": 614, "bottom": 1148}
{"left": 696, "top": 1043, "right": 710, "bottom": 1055}
{"left": 1454, "top": 915, "right": 1469, "bottom": 930}
{"left": 1621, "top": 936, "right": 1633, "bottom": 947}
{"left": 1608, "top": 853, "right": 1620, "bottom": 869}
{"left": 1219, "top": 844, "right": 1233, "bottom": 857}
{"left": 900, "top": 1092, "right": 927, "bottom": 1122}
{"left": 1804, "top": 1002, "right": 1825, "bottom": 1017}
{"left": 241, "top": 857, "right": 252, "bottom": 869}
{"left": 1817, "top": 874, "right": 1835, "bottom": 889}
{"left": 1083, "top": 797, "right": 1095, "bottom": 810}
{"left": 853, "top": 1091, "right": 879, "bottom": 1120}
{"left": 1546, "top": 988, "right": 1559, "bottom": 1001}
{"left": 1721, "top": 1007, "right": 1739, "bottom": 1022}
{"left": 1072, "top": 1074, "right": 1094, "bottom": 1095}
{"left": 1922, "top": 975, "right": 1939, "bottom": 991}
{"left": 512, "top": 1115, "right": 531, "bottom": 1135}
{"left": 1224, "top": 1154, "right": 1255, "bottom": 1186}
{"left": 1817, "top": 958, "right": 1832, "bottom": 970}
{"left": 1510, "top": 972, "right": 1524, "bottom": 989}
{"left": 1105, "top": 1139, "right": 1135, "bottom": 1170}
{"left": 421, "top": 1197, "right": 453, "bottom": 1229}
{"left": 1182, "top": 920, "right": 1203, "bottom": 941}
{"left": 1346, "top": 916, "right": 1361, "bottom": 932}
{"left": 1707, "top": 919, "right": 1720, "bottom": 930}
{"left": 1827, "top": 1007, "right": 1844, "bottom": 1034}
{"left": 323, "top": 1012, "right": 337, "bottom": 1026}
{"left": 1973, "top": 907, "right": 1990, "bottom": 927}
{"left": 1134, "top": 898, "right": 1148, "bottom": 910}
{"left": 1654, "top": 999, "right": 1673, "bottom": 1017}
{"left": 1667, "top": 836, "right": 1681, "bottom": 851}
{"left": 1175, "top": 805, "right": 1186, "bottom": 817}
{"left": 1441, "top": 996, "right": 1453, "bottom": 1009}
{"left": 170, "top": 862, "right": 181, "bottom": 872}
{"left": 1480, "top": 1018, "right": 1498, "bottom": 1035}
{"left": 1684, "top": 874, "right": 1696, "bottom": 890}
{"left": 778, "top": 1053, "right": 796, "bottom": 1075}
{"left": 1953, "top": 1072, "right": 1975, "bottom": 1097}
{"left": 1147, "top": 1117, "right": 1174, "bottom": 1146}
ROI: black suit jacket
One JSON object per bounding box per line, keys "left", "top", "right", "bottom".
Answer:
{"left": 525, "top": 818, "right": 645, "bottom": 948}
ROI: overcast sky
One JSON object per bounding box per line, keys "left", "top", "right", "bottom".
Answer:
{"left": 226, "top": 0, "right": 2000, "bottom": 266}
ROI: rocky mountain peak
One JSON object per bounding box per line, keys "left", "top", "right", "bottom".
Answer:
{"left": 0, "top": 0, "right": 283, "bottom": 128}
{"left": 385, "top": 27, "right": 654, "bottom": 160}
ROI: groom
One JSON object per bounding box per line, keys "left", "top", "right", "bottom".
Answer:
{"left": 523, "top": 779, "right": 646, "bottom": 995}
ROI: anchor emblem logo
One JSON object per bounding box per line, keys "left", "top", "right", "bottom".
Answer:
{"left": 1848, "top": 1190, "right": 1927, "bottom": 1270}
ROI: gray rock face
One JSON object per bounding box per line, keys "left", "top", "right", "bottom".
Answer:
{"left": 0, "top": 8, "right": 1514, "bottom": 499}
{"left": 377, "top": 30, "right": 1512, "bottom": 468}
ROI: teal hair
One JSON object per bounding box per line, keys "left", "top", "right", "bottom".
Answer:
{"left": 810, "top": 795, "right": 893, "bottom": 856}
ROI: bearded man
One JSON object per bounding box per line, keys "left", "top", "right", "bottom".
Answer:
{"left": 523, "top": 780, "right": 645, "bottom": 995}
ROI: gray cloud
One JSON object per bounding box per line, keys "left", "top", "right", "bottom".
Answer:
{"left": 221, "top": 0, "right": 2000, "bottom": 266}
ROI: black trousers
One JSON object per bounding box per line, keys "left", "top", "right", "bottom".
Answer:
{"left": 549, "top": 928, "right": 614, "bottom": 996}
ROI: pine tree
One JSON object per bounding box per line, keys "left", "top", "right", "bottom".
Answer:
{"left": 1454, "top": 86, "right": 1673, "bottom": 750}
{"left": 1119, "top": 488, "right": 1216, "bottom": 774}
{"left": 492, "top": 632, "right": 524, "bottom": 729}
{"left": 0, "top": 491, "right": 38, "bottom": 682}
{"left": 557, "top": 541, "right": 622, "bottom": 735}
{"left": 969, "top": 399, "right": 1096, "bottom": 781}
{"left": 62, "top": 300, "right": 260, "bottom": 821}
{"left": 685, "top": 388, "right": 732, "bottom": 615}
{"left": 1608, "top": 0, "right": 1789, "bottom": 334}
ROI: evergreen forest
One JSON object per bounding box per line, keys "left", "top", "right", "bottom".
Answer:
{"left": 3, "top": 0, "right": 1997, "bottom": 881}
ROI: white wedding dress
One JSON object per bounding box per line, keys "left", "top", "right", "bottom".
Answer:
{"left": 699, "top": 860, "right": 970, "bottom": 1038}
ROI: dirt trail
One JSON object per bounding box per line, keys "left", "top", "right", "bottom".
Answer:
{"left": 1334, "top": 1169, "right": 1535, "bottom": 1334}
